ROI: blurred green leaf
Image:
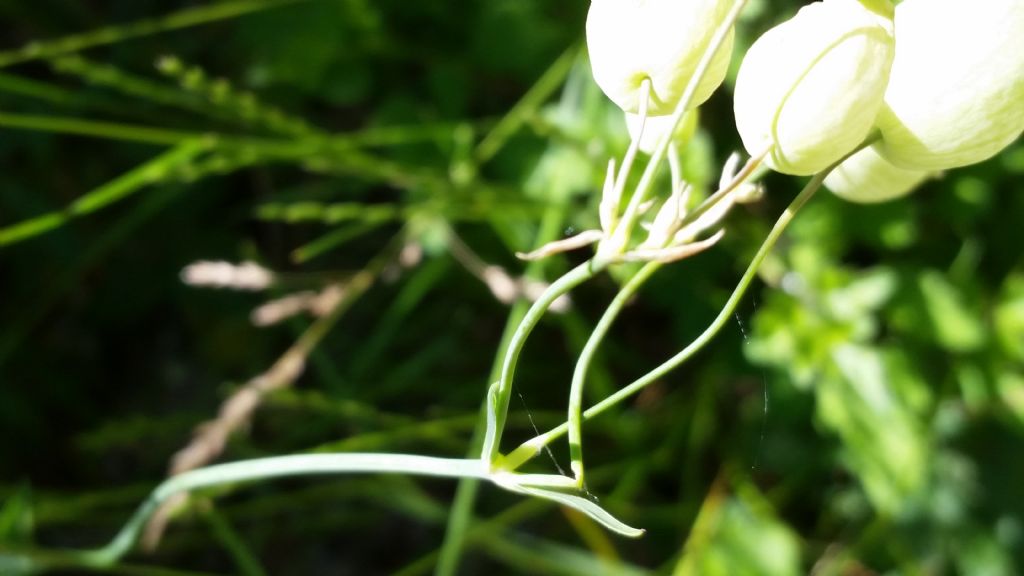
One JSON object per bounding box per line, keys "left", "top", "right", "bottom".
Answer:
{"left": 955, "top": 532, "right": 1015, "bottom": 576}
{"left": 918, "top": 270, "right": 986, "bottom": 353}
{"left": 996, "top": 371, "right": 1024, "bottom": 427}
{"left": 820, "top": 345, "right": 930, "bottom": 516}
{"left": 676, "top": 489, "right": 801, "bottom": 576}
{"left": 995, "top": 274, "right": 1024, "bottom": 362}
{"left": 0, "top": 486, "right": 34, "bottom": 545}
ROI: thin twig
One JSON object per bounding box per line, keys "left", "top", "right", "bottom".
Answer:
{"left": 447, "top": 228, "right": 571, "bottom": 313}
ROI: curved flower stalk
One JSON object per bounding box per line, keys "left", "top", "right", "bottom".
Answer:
{"left": 586, "top": 0, "right": 736, "bottom": 116}
{"left": 875, "top": 0, "right": 1024, "bottom": 170}
{"left": 825, "top": 146, "right": 929, "bottom": 203}
{"left": 733, "top": 0, "right": 895, "bottom": 175}
{"left": 42, "top": 453, "right": 643, "bottom": 571}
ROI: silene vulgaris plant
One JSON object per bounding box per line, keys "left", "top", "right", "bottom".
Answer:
{"left": 39, "top": 0, "right": 1024, "bottom": 567}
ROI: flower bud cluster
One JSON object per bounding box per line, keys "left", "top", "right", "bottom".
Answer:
{"left": 587, "top": 0, "right": 1022, "bottom": 205}
{"left": 732, "top": 0, "right": 1022, "bottom": 201}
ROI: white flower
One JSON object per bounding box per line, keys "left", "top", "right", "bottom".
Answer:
{"left": 825, "top": 146, "right": 929, "bottom": 204}
{"left": 733, "top": 0, "right": 895, "bottom": 175}
{"left": 875, "top": 0, "right": 1024, "bottom": 170}
{"left": 586, "top": 0, "right": 735, "bottom": 116}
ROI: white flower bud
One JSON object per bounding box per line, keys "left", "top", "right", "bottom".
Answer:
{"left": 586, "top": 0, "right": 735, "bottom": 116}
{"left": 733, "top": 0, "right": 895, "bottom": 175}
{"left": 825, "top": 146, "right": 929, "bottom": 204}
{"left": 624, "top": 109, "right": 698, "bottom": 154}
{"left": 875, "top": 0, "right": 1024, "bottom": 171}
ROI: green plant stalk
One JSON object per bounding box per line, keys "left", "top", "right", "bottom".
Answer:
{"left": 475, "top": 43, "right": 580, "bottom": 163}
{"left": 0, "top": 72, "right": 76, "bottom": 104}
{"left": 437, "top": 200, "right": 569, "bottom": 576}
{"left": 51, "top": 56, "right": 228, "bottom": 122}
{"left": 600, "top": 0, "right": 749, "bottom": 262}
{"left": 0, "top": 112, "right": 528, "bottom": 249}
{"left": 63, "top": 450, "right": 637, "bottom": 568}
{"left": 79, "top": 454, "right": 490, "bottom": 567}
{"left": 399, "top": 499, "right": 551, "bottom": 576}
{"left": 567, "top": 261, "right": 662, "bottom": 486}
{"left": 291, "top": 221, "right": 383, "bottom": 264}
{"left": 0, "top": 110, "right": 493, "bottom": 157}
{"left": 0, "top": 110, "right": 206, "bottom": 146}
{"left": 0, "top": 98, "right": 492, "bottom": 151}
{"left": 0, "top": 0, "right": 311, "bottom": 69}
{"left": 441, "top": 39, "right": 580, "bottom": 564}
{"left": 0, "top": 111, "right": 326, "bottom": 155}
{"left": 567, "top": 135, "right": 766, "bottom": 486}
{"left": 150, "top": 56, "right": 316, "bottom": 137}
{"left": 201, "top": 507, "right": 268, "bottom": 576}
{"left": 0, "top": 140, "right": 210, "bottom": 247}
{"left": 504, "top": 167, "right": 831, "bottom": 471}
{"left": 49, "top": 55, "right": 302, "bottom": 137}
{"left": 480, "top": 261, "right": 598, "bottom": 466}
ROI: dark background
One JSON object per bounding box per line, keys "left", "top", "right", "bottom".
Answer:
{"left": 1, "top": 1, "right": 1023, "bottom": 574}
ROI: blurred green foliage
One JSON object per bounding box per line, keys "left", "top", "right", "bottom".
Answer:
{"left": 0, "top": 0, "right": 1022, "bottom": 574}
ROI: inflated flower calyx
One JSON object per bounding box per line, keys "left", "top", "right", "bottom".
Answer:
{"left": 733, "top": 0, "right": 895, "bottom": 175}
{"left": 875, "top": 0, "right": 1024, "bottom": 171}
{"left": 825, "top": 147, "right": 929, "bottom": 204}
{"left": 625, "top": 109, "right": 698, "bottom": 154}
{"left": 586, "top": 0, "right": 735, "bottom": 116}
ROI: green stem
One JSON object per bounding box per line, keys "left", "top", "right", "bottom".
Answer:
{"left": 481, "top": 261, "right": 599, "bottom": 466}
{"left": 0, "top": 111, "right": 323, "bottom": 155}
{"left": 565, "top": 140, "right": 766, "bottom": 485}
{"left": 0, "top": 110, "right": 204, "bottom": 146}
{"left": 0, "top": 0, "right": 311, "bottom": 69}
{"left": 440, "top": 38, "right": 579, "bottom": 563}
{"left": 567, "top": 261, "right": 661, "bottom": 485}
{"left": 437, "top": 201, "right": 569, "bottom": 576}
{"left": 81, "top": 454, "right": 489, "bottom": 567}
{"left": 0, "top": 140, "right": 211, "bottom": 247}
{"left": 0, "top": 72, "right": 76, "bottom": 104}
{"left": 505, "top": 168, "right": 829, "bottom": 470}
{"left": 475, "top": 43, "right": 580, "bottom": 163}
{"left": 202, "top": 507, "right": 268, "bottom": 576}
